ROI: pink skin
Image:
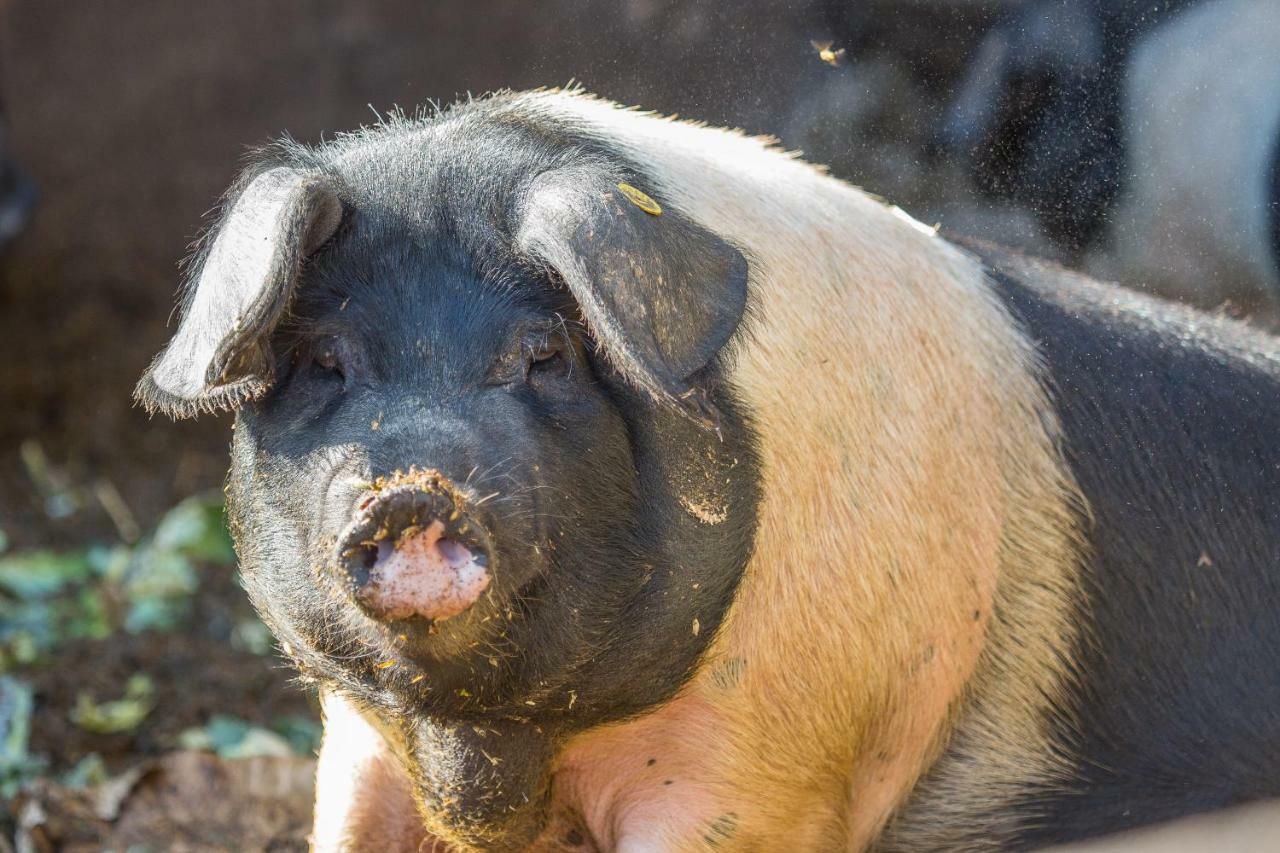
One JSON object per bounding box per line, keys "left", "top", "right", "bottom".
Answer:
{"left": 547, "top": 692, "right": 732, "bottom": 851}
{"left": 361, "top": 519, "right": 490, "bottom": 621}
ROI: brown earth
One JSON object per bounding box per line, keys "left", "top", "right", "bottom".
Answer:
{"left": 18, "top": 557, "right": 314, "bottom": 779}
{"left": 13, "top": 752, "right": 316, "bottom": 852}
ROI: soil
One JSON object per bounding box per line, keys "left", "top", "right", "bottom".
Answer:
{"left": 1, "top": 548, "right": 317, "bottom": 850}
{"left": 13, "top": 752, "right": 316, "bottom": 852}
{"left": 18, "top": 559, "right": 315, "bottom": 779}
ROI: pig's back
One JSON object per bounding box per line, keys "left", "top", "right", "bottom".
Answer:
{"left": 972, "top": 239, "right": 1280, "bottom": 847}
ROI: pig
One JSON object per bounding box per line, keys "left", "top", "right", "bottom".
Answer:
{"left": 137, "top": 90, "right": 1280, "bottom": 851}
{"left": 1094, "top": 0, "right": 1280, "bottom": 319}
{"left": 936, "top": 0, "right": 1202, "bottom": 252}
{"left": 0, "top": 89, "right": 35, "bottom": 250}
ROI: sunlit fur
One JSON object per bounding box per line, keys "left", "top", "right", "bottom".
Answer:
{"left": 491, "top": 90, "right": 1086, "bottom": 851}
{"left": 314, "top": 689, "right": 434, "bottom": 852}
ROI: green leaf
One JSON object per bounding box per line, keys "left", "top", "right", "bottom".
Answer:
{"left": 230, "top": 617, "right": 274, "bottom": 656}
{"left": 69, "top": 673, "right": 155, "bottom": 734}
{"left": 204, "top": 714, "right": 252, "bottom": 752}
{"left": 6, "top": 631, "right": 38, "bottom": 667}
{"left": 272, "top": 713, "right": 323, "bottom": 756}
{"left": 88, "top": 544, "right": 131, "bottom": 583}
{"left": 1, "top": 675, "right": 44, "bottom": 798}
{"left": 0, "top": 598, "right": 58, "bottom": 653}
{"left": 69, "top": 587, "right": 112, "bottom": 640}
{"left": 1, "top": 676, "right": 33, "bottom": 766}
{"left": 59, "top": 751, "right": 109, "bottom": 788}
{"left": 151, "top": 493, "right": 236, "bottom": 565}
{"left": 0, "top": 550, "right": 92, "bottom": 599}
{"left": 122, "top": 547, "right": 197, "bottom": 634}
{"left": 177, "top": 714, "right": 297, "bottom": 759}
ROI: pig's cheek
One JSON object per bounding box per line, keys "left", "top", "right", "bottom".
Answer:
{"left": 313, "top": 690, "right": 439, "bottom": 853}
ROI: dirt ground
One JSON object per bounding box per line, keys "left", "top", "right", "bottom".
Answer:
{"left": 0, "top": 1, "right": 1082, "bottom": 849}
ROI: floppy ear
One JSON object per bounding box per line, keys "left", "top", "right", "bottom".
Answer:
{"left": 516, "top": 169, "right": 749, "bottom": 429}
{"left": 134, "top": 167, "right": 342, "bottom": 418}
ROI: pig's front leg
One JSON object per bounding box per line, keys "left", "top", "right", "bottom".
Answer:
{"left": 313, "top": 689, "right": 440, "bottom": 853}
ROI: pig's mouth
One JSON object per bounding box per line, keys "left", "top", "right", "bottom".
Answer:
{"left": 335, "top": 471, "right": 496, "bottom": 625}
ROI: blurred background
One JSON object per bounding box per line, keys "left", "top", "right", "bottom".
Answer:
{"left": 0, "top": 0, "right": 1276, "bottom": 848}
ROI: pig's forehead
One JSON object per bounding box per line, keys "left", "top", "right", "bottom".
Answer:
{"left": 310, "top": 105, "right": 613, "bottom": 234}
{"left": 266, "top": 99, "right": 638, "bottom": 308}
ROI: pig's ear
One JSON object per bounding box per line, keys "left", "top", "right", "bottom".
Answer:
{"left": 134, "top": 167, "right": 342, "bottom": 419}
{"left": 516, "top": 170, "right": 749, "bottom": 429}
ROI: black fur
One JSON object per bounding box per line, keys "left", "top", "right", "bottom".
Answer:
{"left": 134, "top": 168, "right": 343, "bottom": 417}
{"left": 517, "top": 165, "right": 749, "bottom": 428}
{"left": 940, "top": 0, "right": 1201, "bottom": 252}
{"left": 966, "top": 239, "right": 1280, "bottom": 847}
{"left": 143, "top": 96, "right": 761, "bottom": 850}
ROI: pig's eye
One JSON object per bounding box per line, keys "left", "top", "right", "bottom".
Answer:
{"left": 525, "top": 339, "right": 568, "bottom": 382}
{"left": 307, "top": 341, "right": 345, "bottom": 381}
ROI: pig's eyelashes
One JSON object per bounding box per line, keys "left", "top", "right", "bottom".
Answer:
{"left": 524, "top": 341, "right": 569, "bottom": 382}
{"left": 483, "top": 330, "right": 575, "bottom": 387}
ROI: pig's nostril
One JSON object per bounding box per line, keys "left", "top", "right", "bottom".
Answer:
{"left": 335, "top": 478, "right": 494, "bottom": 623}
{"left": 339, "top": 543, "right": 382, "bottom": 588}
{"left": 436, "top": 537, "right": 474, "bottom": 567}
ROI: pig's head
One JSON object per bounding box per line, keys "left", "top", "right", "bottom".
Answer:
{"left": 135, "top": 100, "right": 759, "bottom": 849}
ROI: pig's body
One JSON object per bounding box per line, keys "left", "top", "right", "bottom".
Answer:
{"left": 138, "top": 91, "right": 1280, "bottom": 851}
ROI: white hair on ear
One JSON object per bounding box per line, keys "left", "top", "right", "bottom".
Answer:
{"left": 138, "top": 166, "right": 341, "bottom": 417}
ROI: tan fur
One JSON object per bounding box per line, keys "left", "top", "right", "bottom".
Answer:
{"left": 526, "top": 91, "right": 1087, "bottom": 851}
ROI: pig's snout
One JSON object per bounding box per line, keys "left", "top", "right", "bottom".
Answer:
{"left": 336, "top": 471, "right": 492, "bottom": 623}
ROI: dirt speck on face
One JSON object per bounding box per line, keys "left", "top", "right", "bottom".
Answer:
{"left": 369, "top": 466, "right": 470, "bottom": 503}
{"left": 680, "top": 496, "right": 728, "bottom": 525}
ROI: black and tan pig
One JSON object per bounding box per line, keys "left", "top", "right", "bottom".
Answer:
{"left": 136, "top": 90, "right": 1280, "bottom": 851}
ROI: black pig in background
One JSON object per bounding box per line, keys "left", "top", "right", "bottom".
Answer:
{"left": 937, "top": 0, "right": 1280, "bottom": 320}
{"left": 0, "top": 74, "right": 34, "bottom": 251}
{"left": 138, "top": 89, "right": 1280, "bottom": 851}
{"left": 936, "top": 0, "right": 1201, "bottom": 251}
